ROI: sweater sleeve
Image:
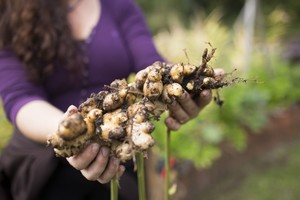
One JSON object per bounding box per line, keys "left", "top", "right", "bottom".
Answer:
{"left": 0, "top": 50, "right": 48, "bottom": 125}
{"left": 108, "top": 0, "right": 165, "bottom": 72}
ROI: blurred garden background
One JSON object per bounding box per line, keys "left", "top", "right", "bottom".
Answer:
{"left": 1, "top": 0, "right": 300, "bottom": 199}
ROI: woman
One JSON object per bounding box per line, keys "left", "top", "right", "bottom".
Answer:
{"left": 0, "top": 0, "right": 216, "bottom": 199}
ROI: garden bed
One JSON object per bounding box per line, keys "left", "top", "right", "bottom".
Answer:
{"left": 179, "top": 103, "right": 300, "bottom": 200}
{"left": 146, "top": 103, "right": 300, "bottom": 200}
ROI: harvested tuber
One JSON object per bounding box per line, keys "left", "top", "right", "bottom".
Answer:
{"left": 47, "top": 46, "right": 245, "bottom": 162}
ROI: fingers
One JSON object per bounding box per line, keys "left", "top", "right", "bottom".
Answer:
{"left": 165, "top": 92, "right": 196, "bottom": 130}
{"left": 165, "top": 117, "right": 181, "bottom": 131}
{"left": 67, "top": 143, "right": 124, "bottom": 183}
{"left": 167, "top": 96, "right": 190, "bottom": 123}
{"left": 166, "top": 89, "right": 213, "bottom": 131}
{"left": 67, "top": 143, "right": 103, "bottom": 170}
{"left": 97, "top": 158, "right": 123, "bottom": 184}
{"left": 166, "top": 91, "right": 193, "bottom": 131}
{"left": 177, "top": 91, "right": 200, "bottom": 118}
{"left": 80, "top": 147, "right": 111, "bottom": 181}
{"left": 63, "top": 105, "right": 78, "bottom": 118}
{"left": 194, "top": 89, "right": 212, "bottom": 111}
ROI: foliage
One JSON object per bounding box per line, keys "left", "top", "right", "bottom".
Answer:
{"left": 136, "top": 0, "right": 300, "bottom": 36}
{"left": 151, "top": 10, "right": 300, "bottom": 168}
{"left": 0, "top": 103, "right": 12, "bottom": 150}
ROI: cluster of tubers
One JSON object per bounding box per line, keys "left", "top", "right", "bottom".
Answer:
{"left": 47, "top": 46, "right": 239, "bottom": 162}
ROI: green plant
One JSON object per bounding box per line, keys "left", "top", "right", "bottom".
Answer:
{"left": 0, "top": 102, "right": 12, "bottom": 150}
{"left": 151, "top": 9, "right": 300, "bottom": 168}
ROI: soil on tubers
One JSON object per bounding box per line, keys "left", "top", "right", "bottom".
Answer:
{"left": 47, "top": 46, "right": 246, "bottom": 162}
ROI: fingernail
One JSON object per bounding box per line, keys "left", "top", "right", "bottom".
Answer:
{"left": 180, "top": 91, "right": 188, "bottom": 100}
{"left": 171, "top": 118, "right": 181, "bottom": 130}
{"left": 174, "top": 123, "right": 181, "bottom": 130}
{"left": 200, "top": 90, "right": 211, "bottom": 97}
{"left": 119, "top": 165, "right": 125, "bottom": 173}
{"left": 171, "top": 101, "right": 177, "bottom": 107}
{"left": 101, "top": 147, "right": 110, "bottom": 157}
{"left": 92, "top": 143, "right": 100, "bottom": 153}
{"left": 203, "top": 90, "right": 213, "bottom": 101}
{"left": 166, "top": 117, "right": 180, "bottom": 131}
{"left": 113, "top": 157, "right": 120, "bottom": 166}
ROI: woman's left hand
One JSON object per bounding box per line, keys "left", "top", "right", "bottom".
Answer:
{"left": 165, "top": 68, "right": 225, "bottom": 130}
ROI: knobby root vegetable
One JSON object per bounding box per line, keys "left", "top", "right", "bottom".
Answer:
{"left": 47, "top": 46, "right": 246, "bottom": 162}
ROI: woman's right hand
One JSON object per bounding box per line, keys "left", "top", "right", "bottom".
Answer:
{"left": 67, "top": 143, "right": 125, "bottom": 183}
{"left": 63, "top": 105, "right": 125, "bottom": 183}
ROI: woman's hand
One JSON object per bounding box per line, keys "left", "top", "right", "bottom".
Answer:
{"left": 67, "top": 143, "right": 125, "bottom": 183}
{"left": 165, "top": 68, "right": 225, "bottom": 130}
{"left": 63, "top": 106, "right": 125, "bottom": 184}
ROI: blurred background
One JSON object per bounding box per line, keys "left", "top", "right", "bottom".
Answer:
{"left": 1, "top": 0, "right": 300, "bottom": 199}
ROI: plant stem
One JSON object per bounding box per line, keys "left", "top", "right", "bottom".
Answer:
{"left": 165, "top": 128, "right": 171, "bottom": 200}
{"left": 136, "top": 152, "right": 146, "bottom": 200}
{"left": 110, "top": 176, "right": 118, "bottom": 200}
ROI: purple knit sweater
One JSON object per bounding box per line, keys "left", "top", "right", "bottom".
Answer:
{"left": 0, "top": 0, "right": 163, "bottom": 125}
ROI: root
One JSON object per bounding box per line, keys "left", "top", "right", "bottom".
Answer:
{"left": 47, "top": 45, "right": 245, "bottom": 162}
